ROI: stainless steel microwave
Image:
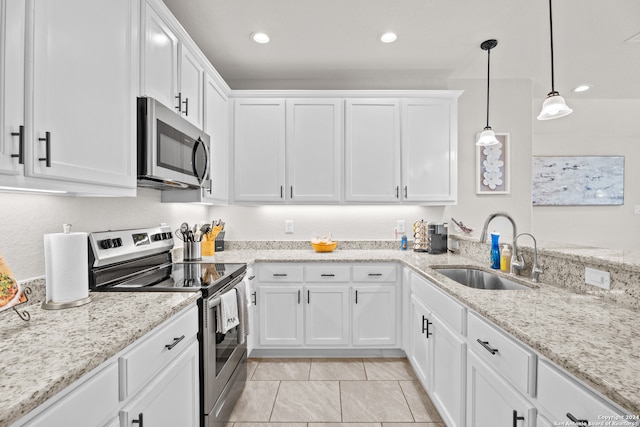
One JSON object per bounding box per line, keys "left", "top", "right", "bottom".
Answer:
{"left": 137, "top": 97, "right": 210, "bottom": 190}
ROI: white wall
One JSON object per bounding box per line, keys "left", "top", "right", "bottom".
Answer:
{"left": 0, "top": 188, "right": 209, "bottom": 280}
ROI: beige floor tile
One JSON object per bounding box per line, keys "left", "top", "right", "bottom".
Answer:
{"left": 311, "top": 424, "right": 381, "bottom": 427}
{"left": 364, "top": 358, "right": 417, "bottom": 381}
{"left": 228, "top": 380, "right": 280, "bottom": 422}
{"left": 341, "top": 381, "right": 414, "bottom": 422}
{"left": 382, "top": 424, "right": 444, "bottom": 427}
{"left": 247, "top": 359, "right": 259, "bottom": 380}
{"left": 310, "top": 358, "right": 367, "bottom": 380}
{"left": 271, "top": 380, "right": 342, "bottom": 422}
{"left": 235, "top": 424, "right": 306, "bottom": 427}
{"left": 399, "top": 381, "right": 443, "bottom": 423}
{"left": 252, "top": 358, "right": 311, "bottom": 380}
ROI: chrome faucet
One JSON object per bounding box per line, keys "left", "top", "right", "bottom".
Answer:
{"left": 479, "top": 212, "right": 518, "bottom": 275}
{"left": 513, "top": 232, "right": 544, "bottom": 282}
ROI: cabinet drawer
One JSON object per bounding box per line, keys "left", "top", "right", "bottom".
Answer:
{"left": 306, "top": 264, "right": 350, "bottom": 282}
{"left": 258, "top": 264, "right": 304, "bottom": 282}
{"left": 467, "top": 312, "right": 536, "bottom": 396}
{"left": 537, "top": 360, "right": 629, "bottom": 424}
{"left": 411, "top": 272, "right": 465, "bottom": 335}
{"left": 352, "top": 264, "right": 397, "bottom": 282}
{"left": 119, "top": 305, "right": 198, "bottom": 400}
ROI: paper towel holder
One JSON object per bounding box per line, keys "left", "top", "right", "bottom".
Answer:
{"left": 41, "top": 295, "right": 91, "bottom": 310}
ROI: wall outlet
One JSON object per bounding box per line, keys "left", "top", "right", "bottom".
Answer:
{"left": 396, "top": 220, "right": 406, "bottom": 234}
{"left": 284, "top": 219, "right": 294, "bottom": 234}
{"left": 585, "top": 267, "right": 611, "bottom": 290}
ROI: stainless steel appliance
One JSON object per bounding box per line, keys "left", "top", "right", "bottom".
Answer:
{"left": 88, "top": 225, "right": 247, "bottom": 427}
{"left": 137, "top": 97, "right": 211, "bottom": 190}
{"left": 427, "top": 222, "right": 448, "bottom": 254}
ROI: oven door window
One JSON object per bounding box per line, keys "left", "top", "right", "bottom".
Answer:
{"left": 213, "top": 306, "right": 240, "bottom": 377}
{"left": 156, "top": 119, "right": 196, "bottom": 176}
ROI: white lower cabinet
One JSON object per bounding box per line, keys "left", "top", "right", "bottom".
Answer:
{"left": 257, "top": 285, "right": 304, "bottom": 346}
{"left": 467, "top": 350, "right": 536, "bottom": 427}
{"left": 119, "top": 340, "right": 199, "bottom": 427}
{"left": 305, "top": 285, "right": 350, "bottom": 346}
{"left": 408, "top": 295, "right": 431, "bottom": 385}
{"left": 352, "top": 284, "right": 397, "bottom": 346}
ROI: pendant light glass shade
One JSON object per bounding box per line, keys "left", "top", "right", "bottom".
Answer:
{"left": 477, "top": 127, "right": 500, "bottom": 146}
{"left": 538, "top": 0, "right": 572, "bottom": 120}
{"left": 476, "top": 39, "right": 500, "bottom": 147}
{"left": 537, "top": 92, "right": 573, "bottom": 120}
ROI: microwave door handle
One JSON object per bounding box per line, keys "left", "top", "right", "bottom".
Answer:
{"left": 191, "top": 137, "right": 210, "bottom": 185}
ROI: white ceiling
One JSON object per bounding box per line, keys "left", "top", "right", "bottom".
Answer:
{"left": 161, "top": 0, "right": 640, "bottom": 99}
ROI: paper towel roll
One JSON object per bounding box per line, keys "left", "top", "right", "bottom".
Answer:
{"left": 44, "top": 232, "right": 89, "bottom": 303}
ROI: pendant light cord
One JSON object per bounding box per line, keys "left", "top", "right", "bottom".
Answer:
{"left": 486, "top": 47, "right": 491, "bottom": 128}
{"left": 548, "top": 0, "right": 556, "bottom": 94}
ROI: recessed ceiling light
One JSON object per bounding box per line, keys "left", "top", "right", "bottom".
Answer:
{"left": 380, "top": 32, "right": 398, "bottom": 43}
{"left": 251, "top": 32, "right": 270, "bottom": 44}
{"left": 573, "top": 85, "right": 591, "bottom": 93}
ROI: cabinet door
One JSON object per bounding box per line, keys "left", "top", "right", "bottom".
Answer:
{"left": 408, "top": 295, "right": 432, "bottom": 387}
{"left": 430, "top": 313, "right": 466, "bottom": 427}
{"left": 304, "top": 285, "right": 350, "bottom": 346}
{"left": 203, "top": 73, "right": 229, "bottom": 202}
{"left": 120, "top": 340, "right": 200, "bottom": 427}
{"left": 401, "top": 99, "right": 456, "bottom": 203}
{"left": 233, "top": 99, "right": 285, "bottom": 202}
{"left": 286, "top": 99, "right": 342, "bottom": 202}
{"left": 257, "top": 285, "right": 303, "bottom": 346}
{"left": 179, "top": 44, "right": 204, "bottom": 129}
{"left": 352, "top": 284, "right": 397, "bottom": 346}
{"left": 30, "top": 0, "right": 136, "bottom": 188}
{"left": 467, "top": 350, "right": 535, "bottom": 427}
{"left": 142, "top": 0, "right": 179, "bottom": 110}
{"left": 0, "top": 0, "right": 25, "bottom": 175}
{"left": 345, "top": 99, "right": 401, "bottom": 202}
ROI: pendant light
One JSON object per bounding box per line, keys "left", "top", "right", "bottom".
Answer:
{"left": 537, "top": 0, "right": 573, "bottom": 120}
{"left": 476, "top": 39, "right": 500, "bottom": 147}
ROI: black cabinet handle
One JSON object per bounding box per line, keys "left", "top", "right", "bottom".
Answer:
{"left": 307, "top": 290, "right": 310, "bottom": 304}
{"left": 320, "top": 273, "right": 335, "bottom": 277}
{"left": 421, "top": 315, "right": 428, "bottom": 334}
{"left": 355, "top": 290, "right": 358, "bottom": 304}
{"left": 251, "top": 291, "right": 256, "bottom": 305}
{"left": 132, "top": 413, "right": 143, "bottom": 426}
{"left": 165, "top": 335, "right": 185, "bottom": 350}
{"left": 248, "top": 275, "right": 256, "bottom": 280}
{"left": 183, "top": 97, "right": 189, "bottom": 115}
{"left": 404, "top": 186, "right": 408, "bottom": 198}
{"left": 396, "top": 186, "right": 399, "bottom": 198}
{"left": 477, "top": 339, "right": 499, "bottom": 355}
{"left": 38, "top": 131, "right": 51, "bottom": 167}
{"left": 425, "top": 318, "right": 433, "bottom": 338}
{"left": 10, "top": 125, "right": 24, "bottom": 164}
{"left": 273, "top": 273, "right": 288, "bottom": 277}
{"left": 298, "top": 289, "right": 301, "bottom": 304}
{"left": 512, "top": 410, "right": 524, "bottom": 427}
{"left": 290, "top": 186, "right": 293, "bottom": 198}
{"left": 368, "top": 273, "right": 383, "bottom": 277}
{"left": 566, "top": 413, "right": 588, "bottom": 426}
{"left": 175, "top": 92, "right": 182, "bottom": 111}
{"left": 280, "top": 185, "right": 283, "bottom": 199}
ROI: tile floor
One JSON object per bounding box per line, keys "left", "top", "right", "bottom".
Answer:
{"left": 228, "top": 358, "right": 445, "bottom": 427}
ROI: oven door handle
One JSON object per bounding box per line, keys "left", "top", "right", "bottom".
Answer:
{"left": 207, "top": 274, "right": 246, "bottom": 309}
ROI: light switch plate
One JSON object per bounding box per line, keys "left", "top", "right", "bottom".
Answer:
{"left": 284, "top": 219, "right": 294, "bottom": 234}
{"left": 396, "top": 220, "right": 406, "bottom": 234}
{"left": 585, "top": 267, "right": 611, "bottom": 290}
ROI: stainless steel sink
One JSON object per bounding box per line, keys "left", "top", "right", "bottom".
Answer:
{"left": 433, "top": 267, "right": 532, "bottom": 290}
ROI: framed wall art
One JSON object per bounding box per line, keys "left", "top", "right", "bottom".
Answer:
{"left": 531, "top": 156, "right": 624, "bottom": 206}
{"left": 476, "top": 133, "right": 510, "bottom": 194}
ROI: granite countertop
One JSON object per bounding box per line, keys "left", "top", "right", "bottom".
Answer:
{"left": 198, "top": 248, "right": 640, "bottom": 415}
{"left": 0, "top": 289, "right": 199, "bottom": 426}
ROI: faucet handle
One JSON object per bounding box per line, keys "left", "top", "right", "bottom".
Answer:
{"left": 510, "top": 253, "right": 525, "bottom": 275}
{"left": 531, "top": 263, "right": 544, "bottom": 282}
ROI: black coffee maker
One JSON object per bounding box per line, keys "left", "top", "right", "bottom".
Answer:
{"left": 427, "top": 222, "right": 448, "bottom": 254}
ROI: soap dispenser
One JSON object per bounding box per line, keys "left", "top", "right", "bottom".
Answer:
{"left": 500, "top": 244, "right": 511, "bottom": 272}
{"left": 490, "top": 232, "right": 500, "bottom": 269}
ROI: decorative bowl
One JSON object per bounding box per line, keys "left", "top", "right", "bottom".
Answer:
{"left": 311, "top": 241, "right": 338, "bottom": 253}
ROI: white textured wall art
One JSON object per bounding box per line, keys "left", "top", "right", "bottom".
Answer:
{"left": 476, "top": 133, "right": 510, "bottom": 194}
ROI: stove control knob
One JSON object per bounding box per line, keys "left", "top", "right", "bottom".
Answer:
{"left": 163, "top": 232, "right": 171, "bottom": 240}
{"left": 152, "top": 233, "right": 162, "bottom": 241}
{"left": 99, "top": 239, "right": 114, "bottom": 249}
{"left": 113, "top": 238, "right": 123, "bottom": 248}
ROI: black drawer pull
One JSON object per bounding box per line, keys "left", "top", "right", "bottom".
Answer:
{"left": 273, "top": 273, "right": 288, "bottom": 277}
{"left": 132, "top": 413, "right": 143, "bottom": 426}
{"left": 355, "top": 290, "right": 358, "bottom": 304}
{"left": 320, "top": 273, "right": 335, "bottom": 277}
{"left": 165, "top": 335, "right": 185, "bottom": 350}
{"left": 566, "top": 413, "right": 588, "bottom": 426}
{"left": 182, "top": 97, "right": 189, "bottom": 115}
{"left": 425, "top": 318, "right": 433, "bottom": 338}
{"left": 307, "top": 290, "right": 310, "bottom": 304}
{"left": 477, "top": 339, "right": 499, "bottom": 355}
{"left": 175, "top": 92, "right": 182, "bottom": 111}
{"left": 38, "top": 131, "right": 51, "bottom": 167}
{"left": 298, "top": 289, "right": 301, "bottom": 304}
{"left": 248, "top": 275, "right": 256, "bottom": 280}
{"left": 10, "top": 125, "right": 24, "bottom": 164}
{"left": 368, "top": 273, "right": 383, "bottom": 277}
{"left": 512, "top": 410, "right": 524, "bottom": 427}
{"left": 251, "top": 291, "right": 257, "bottom": 305}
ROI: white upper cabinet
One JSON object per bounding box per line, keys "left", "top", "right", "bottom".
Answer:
{"left": 178, "top": 44, "right": 204, "bottom": 129}
{"left": 345, "top": 99, "right": 401, "bottom": 203}
{"left": 141, "top": 0, "right": 205, "bottom": 130}
{"left": 29, "top": 0, "right": 136, "bottom": 189}
{"left": 233, "top": 99, "right": 286, "bottom": 202}
{"left": 141, "top": 0, "right": 179, "bottom": 112}
{"left": 286, "top": 99, "right": 342, "bottom": 203}
{"left": 401, "top": 98, "right": 457, "bottom": 203}
{"left": 0, "top": 0, "right": 25, "bottom": 176}
{"left": 203, "top": 73, "right": 229, "bottom": 203}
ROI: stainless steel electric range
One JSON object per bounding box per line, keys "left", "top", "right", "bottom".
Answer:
{"left": 88, "top": 225, "right": 247, "bottom": 427}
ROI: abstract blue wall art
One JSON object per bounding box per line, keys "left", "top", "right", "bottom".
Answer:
{"left": 532, "top": 156, "right": 624, "bottom": 206}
